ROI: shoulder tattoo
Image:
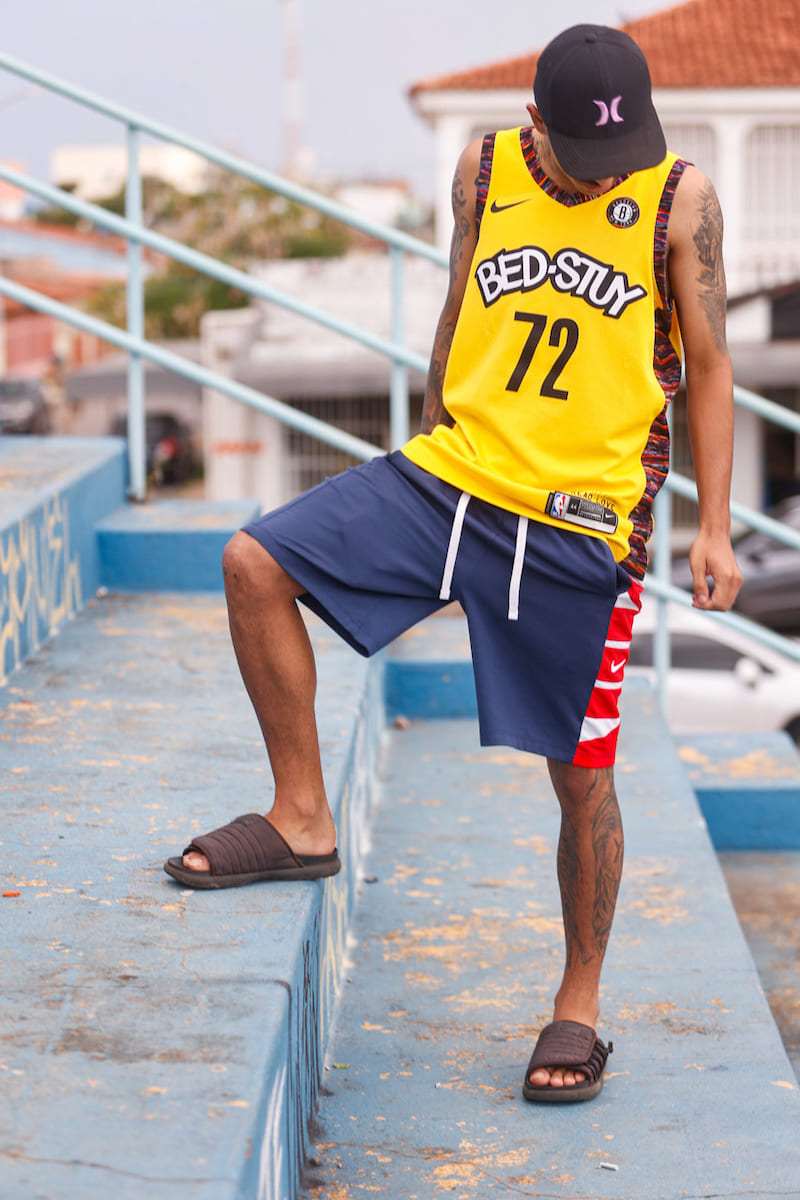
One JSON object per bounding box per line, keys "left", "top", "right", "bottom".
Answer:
{"left": 692, "top": 180, "right": 728, "bottom": 352}
{"left": 450, "top": 164, "right": 473, "bottom": 276}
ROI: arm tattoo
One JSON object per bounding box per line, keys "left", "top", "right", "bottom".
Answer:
{"left": 692, "top": 180, "right": 728, "bottom": 353}
{"left": 421, "top": 165, "right": 473, "bottom": 434}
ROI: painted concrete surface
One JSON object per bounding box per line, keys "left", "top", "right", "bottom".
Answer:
{"left": 0, "top": 437, "right": 124, "bottom": 528}
{"left": 96, "top": 499, "right": 262, "bottom": 592}
{"left": 303, "top": 704, "right": 800, "bottom": 1199}
{"left": 720, "top": 851, "right": 800, "bottom": 1080}
{"left": 0, "top": 437, "right": 126, "bottom": 684}
{"left": 677, "top": 732, "right": 800, "bottom": 850}
{"left": 0, "top": 593, "right": 382, "bottom": 1199}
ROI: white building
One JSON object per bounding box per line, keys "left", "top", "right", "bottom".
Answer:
{"left": 51, "top": 143, "right": 210, "bottom": 200}
{"left": 410, "top": 0, "right": 800, "bottom": 300}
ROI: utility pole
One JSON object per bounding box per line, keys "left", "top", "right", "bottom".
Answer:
{"left": 281, "top": 0, "right": 305, "bottom": 179}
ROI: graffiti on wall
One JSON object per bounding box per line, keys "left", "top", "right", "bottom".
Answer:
{"left": 257, "top": 1060, "right": 287, "bottom": 1200}
{"left": 0, "top": 494, "right": 82, "bottom": 685}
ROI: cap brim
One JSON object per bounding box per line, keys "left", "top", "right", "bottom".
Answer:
{"left": 548, "top": 104, "right": 667, "bottom": 181}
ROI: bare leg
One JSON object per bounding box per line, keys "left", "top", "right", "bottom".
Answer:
{"left": 183, "top": 531, "right": 336, "bottom": 871}
{"left": 528, "top": 761, "right": 623, "bottom": 1089}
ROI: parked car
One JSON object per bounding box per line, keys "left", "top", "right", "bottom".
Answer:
{"left": 627, "top": 599, "right": 800, "bottom": 745}
{"left": 110, "top": 412, "right": 195, "bottom": 485}
{"left": 671, "top": 495, "right": 800, "bottom": 633}
{"left": 0, "top": 377, "right": 49, "bottom": 434}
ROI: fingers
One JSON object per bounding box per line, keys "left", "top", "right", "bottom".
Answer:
{"left": 689, "top": 538, "right": 743, "bottom": 612}
{"left": 702, "top": 569, "right": 742, "bottom": 611}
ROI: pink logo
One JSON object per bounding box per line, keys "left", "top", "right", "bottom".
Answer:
{"left": 594, "top": 96, "right": 624, "bottom": 126}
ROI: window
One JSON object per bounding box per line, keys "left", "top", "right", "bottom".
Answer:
{"left": 660, "top": 123, "right": 716, "bottom": 180}
{"left": 744, "top": 126, "right": 800, "bottom": 241}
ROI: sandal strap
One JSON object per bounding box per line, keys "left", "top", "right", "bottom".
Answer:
{"left": 527, "top": 1020, "right": 612, "bottom": 1084}
{"left": 184, "top": 813, "right": 302, "bottom": 877}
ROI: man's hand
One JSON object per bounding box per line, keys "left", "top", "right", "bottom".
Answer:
{"left": 688, "top": 531, "right": 743, "bottom": 611}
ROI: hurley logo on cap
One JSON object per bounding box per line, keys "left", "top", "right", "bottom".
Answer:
{"left": 594, "top": 97, "right": 624, "bottom": 126}
{"left": 533, "top": 24, "right": 666, "bottom": 179}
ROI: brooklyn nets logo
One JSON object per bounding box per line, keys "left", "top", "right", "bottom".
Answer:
{"left": 607, "top": 197, "right": 640, "bottom": 229}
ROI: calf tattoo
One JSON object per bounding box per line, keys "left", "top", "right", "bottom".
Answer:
{"left": 552, "top": 765, "right": 624, "bottom": 968}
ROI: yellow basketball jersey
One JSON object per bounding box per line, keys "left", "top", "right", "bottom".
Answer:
{"left": 403, "top": 128, "right": 685, "bottom": 574}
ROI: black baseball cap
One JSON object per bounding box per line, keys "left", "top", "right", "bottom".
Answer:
{"left": 534, "top": 24, "right": 666, "bottom": 179}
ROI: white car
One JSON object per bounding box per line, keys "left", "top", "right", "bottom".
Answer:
{"left": 627, "top": 599, "right": 800, "bottom": 744}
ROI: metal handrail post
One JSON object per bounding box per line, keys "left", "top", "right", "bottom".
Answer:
{"left": 125, "top": 124, "right": 146, "bottom": 500}
{"left": 389, "top": 247, "right": 409, "bottom": 449}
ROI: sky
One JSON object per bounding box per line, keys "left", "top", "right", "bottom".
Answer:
{"left": 1, "top": 0, "right": 673, "bottom": 201}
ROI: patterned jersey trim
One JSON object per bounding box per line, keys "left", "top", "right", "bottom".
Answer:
{"left": 518, "top": 127, "right": 629, "bottom": 206}
{"left": 621, "top": 157, "right": 687, "bottom": 580}
{"left": 475, "top": 132, "right": 495, "bottom": 231}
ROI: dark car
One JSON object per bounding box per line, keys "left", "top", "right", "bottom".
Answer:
{"left": 111, "top": 411, "right": 195, "bottom": 485}
{"left": 0, "top": 378, "right": 49, "bottom": 434}
{"left": 671, "top": 495, "right": 800, "bottom": 633}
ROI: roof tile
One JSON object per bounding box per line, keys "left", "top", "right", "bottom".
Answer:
{"left": 410, "top": 0, "right": 800, "bottom": 93}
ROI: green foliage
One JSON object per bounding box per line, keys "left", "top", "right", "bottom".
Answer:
{"left": 81, "top": 167, "right": 354, "bottom": 338}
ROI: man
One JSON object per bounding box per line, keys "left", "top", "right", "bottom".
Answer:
{"left": 165, "top": 25, "right": 742, "bottom": 1103}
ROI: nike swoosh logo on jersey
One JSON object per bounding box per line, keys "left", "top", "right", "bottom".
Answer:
{"left": 610, "top": 659, "right": 626, "bottom": 672}
{"left": 490, "top": 199, "right": 530, "bottom": 213}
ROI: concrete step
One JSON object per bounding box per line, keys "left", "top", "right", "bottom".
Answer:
{"left": 302, "top": 703, "right": 800, "bottom": 1199}
{"left": 676, "top": 731, "right": 800, "bottom": 850}
{"left": 0, "top": 592, "right": 383, "bottom": 1200}
{"left": 0, "top": 436, "right": 262, "bottom": 690}
{"left": 96, "top": 499, "right": 261, "bottom": 592}
{"left": 0, "top": 436, "right": 125, "bottom": 684}
{"left": 720, "top": 850, "right": 800, "bottom": 1080}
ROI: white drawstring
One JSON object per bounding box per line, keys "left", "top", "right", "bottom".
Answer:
{"left": 439, "top": 496, "right": 528, "bottom": 621}
{"left": 439, "top": 491, "right": 471, "bottom": 600}
{"left": 508, "top": 515, "right": 528, "bottom": 620}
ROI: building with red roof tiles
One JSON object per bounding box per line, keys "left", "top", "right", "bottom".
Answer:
{"left": 410, "top": 0, "right": 800, "bottom": 299}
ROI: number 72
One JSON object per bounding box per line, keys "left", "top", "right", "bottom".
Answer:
{"left": 505, "top": 312, "right": 579, "bottom": 398}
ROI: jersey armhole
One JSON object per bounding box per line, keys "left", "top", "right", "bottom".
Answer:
{"left": 475, "top": 132, "right": 496, "bottom": 232}
{"left": 654, "top": 157, "right": 689, "bottom": 309}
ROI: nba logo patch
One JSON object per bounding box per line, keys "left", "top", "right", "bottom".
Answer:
{"left": 607, "top": 197, "right": 640, "bottom": 228}
{"left": 551, "top": 492, "right": 569, "bottom": 519}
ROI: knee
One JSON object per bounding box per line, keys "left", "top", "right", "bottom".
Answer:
{"left": 222, "top": 531, "right": 290, "bottom": 605}
{"left": 548, "top": 761, "right": 617, "bottom": 814}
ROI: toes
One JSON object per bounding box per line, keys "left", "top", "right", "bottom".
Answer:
{"left": 529, "top": 1067, "right": 553, "bottom": 1087}
{"left": 528, "top": 1067, "right": 587, "bottom": 1089}
{"left": 183, "top": 851, "right": 210, "bottom": 872}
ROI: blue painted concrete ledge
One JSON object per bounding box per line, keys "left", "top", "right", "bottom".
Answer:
{"left": 96, "top": 498, "right": 261, "bottom": 592}
{"left": 677, "top": 731, "right": 800, "bottom": 850}
{"left": 0, "top": 437, "right": 260, "bottom": 687}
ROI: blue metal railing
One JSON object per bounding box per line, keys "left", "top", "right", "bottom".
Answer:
{"left": 1, "top": 51, "right": 800, "bottom": 710}
{"left": 0, "top": 49, "right": 446, "bottom": 499}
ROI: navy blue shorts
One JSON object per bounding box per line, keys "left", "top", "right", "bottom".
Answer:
{"left": 243, "top": 452, "right": 639, "bottom": 765}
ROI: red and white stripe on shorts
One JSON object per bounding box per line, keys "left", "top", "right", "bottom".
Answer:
{"left": 572, "top": 579, "right": 644, "bottom": 769}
